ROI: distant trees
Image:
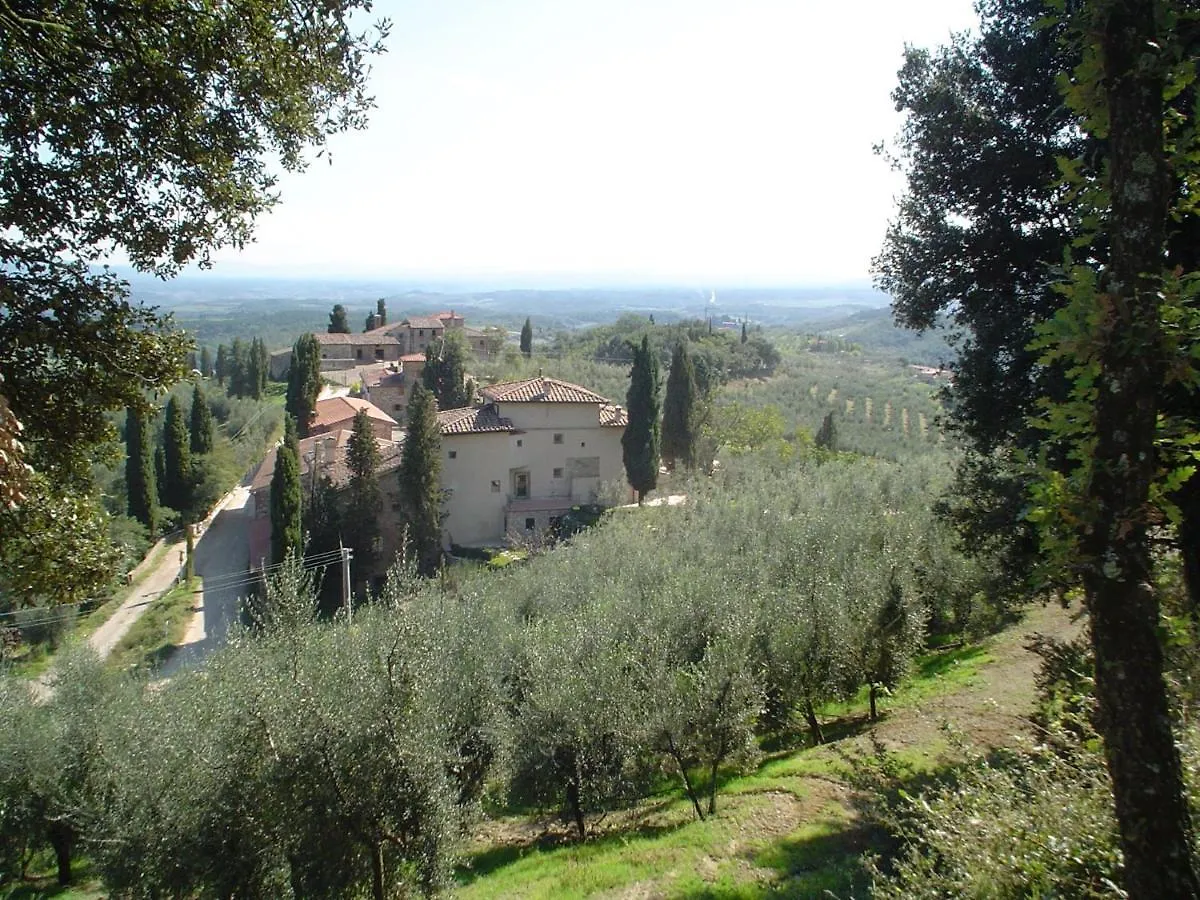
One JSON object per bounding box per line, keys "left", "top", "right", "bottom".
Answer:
{"left": 344, "top": 410, "right": 382, "bottom": 578}
{"left": 661, "top": 342, "right": 700, "bottom": 472}
{"left": 328, "top": 304, "right": 351, "bottom": 334}
{"left": 189, "top": 383, "right": 214, "bottom": 455}
{"left": 286, "top": 334, "right": 322, "bottom": 438}
{"left": 270, "top": 417, "right": 303, "bottom": 565}
{"left": 815, "top": 411, "right": 837, "bottom": 451}
{"left": 215, "top": 344, "right": 229, "bottom": 387}
{"left": 422, "top": 331, "right": 472, "bottom": 410}
{"left": 161, "top": 397, "right": 192, "bottom": 517}
{"left": 397, "top": 384, "right": 443, "bottom": 576}
{"left": 520, "top": 318, "right": 533, "bottom": 358}
{"left": 124, "top": 405, "right": 158, "bottom": 534}
{"left": 622, "top": 335, "right": 660, "bottom": 504}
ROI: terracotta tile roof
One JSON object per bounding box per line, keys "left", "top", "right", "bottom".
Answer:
{"left": 311, "top": 396, "right": 397, "bottom": 430}
{"left": 404, "top": 315, "right": 445, "bottom": 330}
{"left": 363, "top": 368, "right": 405, "bottom": 388}
{"left": 314, "top": 332, "right": 401, "bottom": 346}
{"left": 480, "top": 376, "right": 613, "bottom": 404}
{"left": 400, "top": 353, "right": 426, "bottom": 363}
{"left": 251, "top": 430, "right": 403, "bottom": 493}
{"left": 599, "top": 403, "right": 628, "bottom": 427}
{"left": 437, "top": 404, "right": 514, "bottom": 435}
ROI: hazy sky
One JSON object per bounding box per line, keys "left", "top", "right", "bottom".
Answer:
{"left": 210, "top": 0, "right": 978, "bottom": 285}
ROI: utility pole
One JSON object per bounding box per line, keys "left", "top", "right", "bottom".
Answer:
{"left": 340, "top": 542, "right": 353, "bottom": 624}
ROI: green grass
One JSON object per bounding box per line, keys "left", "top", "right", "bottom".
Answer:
{"left": 0, "top": 854, "right": 104, "bottom": 900}
{"left": 457, "top": 638, "right": 999, "bottom": 898}
{"left": 107, "top": 577, "right": 200, "bottom": 673}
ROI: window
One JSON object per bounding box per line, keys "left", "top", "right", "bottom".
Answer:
{"left": 553, "top": 433, "right": 563, "bottom": 444}
{"left": 513, "top": 470, "right": 530, "bottom": 498}
{"left": 375, "top": 348, "right": 384, "bottom": 360}
{"left": 448, "top": 450, "right": 457, "bottom": 459}
{"left": 524, "top": 517, "right": 536, "bottom": 531}
{"left": 580, "top": 441, "right": 586, "bottom": 447}
{"left": 516, "top": 438, "right": 523, "bottom": 447}
{"left": 419, "top": 329, "right": 425, "bottom": 337}
{"left": 356, "top": 349, "right": 363, "bottom": 359}
{"left": 553, "top": 467, "right": 563, "bottom": 479}
{"left": 393, "top": 403, "right": 402, "bottom": 411}
{"left": 491, "top": 480, "right": 501, "bottom": 493}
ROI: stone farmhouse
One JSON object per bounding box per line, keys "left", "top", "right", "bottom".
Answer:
{"left": 269, "top": 311, "right": 497, "bottom": 379}
{"left": 436, "top": 376, "right": 631, "bottom": 547}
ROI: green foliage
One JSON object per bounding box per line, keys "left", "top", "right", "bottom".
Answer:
{"left": 344, "top": 409, "right": 382, "bottom": 577}
{"left": 123, "top": 405, "right": 157, "bottom": 534}
{"left": 622, "top": 335, "right": 661, "bottom": 503}
{"left": 188, "top": 382, "right": 213, "bottom": 455}
{"left": 520, "top": 317, "right": 533, "bottom": 357}
{"left": 270, "top": 417, "right": 302, "bottom": 566}
{"left": 214, "top": 343, "right": 229, "bottom": 386}
{"left": 285, "top": 333, "right": 322, "bottom": 438}
{"left": 161, "top": 396, "right": 192, "bottom": 517}
{"left": 328, "top": 303, "right": 351, "bottom": 334}
{"left": 423, "top": 330, "right": 473, "bottom": 410}
{"left": 661, "top": 341, "right": 700, "bottom": 472}
{"left": 398, "top": 385, "right": 444, "bottom": 577}
{"left": 815, "top": 410, "right": 837, "bottom": 451}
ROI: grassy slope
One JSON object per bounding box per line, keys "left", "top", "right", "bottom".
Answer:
{"left": 106, "top": 577, "right": 199, "bottom": 674}
{"left": 457, "top": 603, "right": 1076, "bottom": 899}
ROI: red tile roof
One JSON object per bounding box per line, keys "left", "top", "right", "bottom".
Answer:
{"left": 404, "top": 315, "right": 445, "bottom": 330}
{"left": 363, "top": 368, "right": 405, "bottom": 388}
{"left": 599, "top": 403, "right": 628, "bottom": 427}
{"left": 314, "top": 332, "right": 400, "bottom": 346}
{"left": 480, "top": 376, "right": 612, "bottom": 404}
{"left": 400, "top": 353, "right": 426, "bottom": 362}
{"left": 251, "top": 430, "right": 403, "bottom": 495}
{"left": 311, "top": 396, "right": 397, "bottom": 430}
{"left": 437, "top": 404, "right": 514, "bottom": 435}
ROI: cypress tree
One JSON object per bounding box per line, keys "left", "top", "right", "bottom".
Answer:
{"left": 740, "top": 320, "right": 747, "bottom": 344}
{"left": 189, "top": 382, "right": 214, "bottom": 455}
{"left": 199, "top": 345, "right": 212, "bottom": 378}
{"left": 228, "top": 337, "right": 247, "bottom": 397}
{"left": 422, "top": 332, "right": 471, "bottom": 409}
{"left": 328, "top": 304, "right": 351, "bottom": 333}
{"left": 246, "top": 337, "right": 264, "bottom": 400}
{"left": 661, "top": 341, "right": 699, "bottom": 472}
{"left": 397, "top": 383, "right": 443, "bottom": 576}
{"left": 163, "top": 396, "right": 193, "bottom": 517}
{"left": 377, "top": 298, "right": 387, "bottom": 326}
{"left": 124, "top": 405, "right": 158, "bottom": 534}
{"left": 270, "top": 415, "right": 303, "bottom": 565}
{"left": 815, "top": 411, "right": 837, "bottom": 451}
{"left": 215, "top": 344, "right": 228, "bottom": 386}
{"left": 520, "top": 317, "right": 533, "bottom": 358}
{"left": 255, "top": 337, "right": 269, "bottom": 395}
{"left": 344, "top": 409, "right": 382, "bottom": 576}
{"left": 286, "top": 333, "right": 322, "bottom": 437}
{"left": 154, "top": 443, "right": 166, "bottom": 503}
{"left": 622, "top": 334, "right": 661, "bottom": 504}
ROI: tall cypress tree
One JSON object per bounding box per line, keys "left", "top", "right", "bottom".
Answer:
{"left": 520, "top": 317, "right": 533, "bottom": 357}
{"left": 189, "top": 382, "right": 214, "bottom": 455}
{"left": 199, "top": 345, "right": 212, "bottom": 378}
{"left": 377, "top": 298, "right": 387, "bottom": 326}
{"left": 162, "top": 396, "right": 192, "bottom": 517}
{"left": 215, "top": 344, "right": 228, "bottom": 387}
{"left": 815, "top": 411, "right": 837, "bottom": 451}
{"left": 286, "top": 333, "right": 322, "bottom": 437}
{"left": 344, "top": 409, "right": 382, "bottom": 577}
{"left": 124, "top": 405, "right": 158, "bottom": 534}
{"left": 228, "top": 337, "right": 247, "bottom": 398}
{"left": 422, "top": 332, "right": 471, "bottom": 410}
{"left": 661, "top": 341, "right": 699, "bottom": 472}
{"left": 270, "top": 415, "right": 303, "bottom": 565}
{"left": 255, "top": 337, "right": 269, "bottom": 395}
{"left": 397, "top": 384, "right": 443, "bottom": 576}
{"left": 622, "top": 334, "right": 661, "bottom": 504}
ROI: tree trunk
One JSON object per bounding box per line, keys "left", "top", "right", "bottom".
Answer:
{"left": 1082, "top": 4, "right": 1199, "bottom": 896}
{"left": 869, "top": 683, "right": 878, "bottom": 722}
{"left": 371, "top": 842, "right": 385, "bottom": 900}
{"left": 47, "top": 822, "right": 72, "bottom": 887}
{"left": 566, "top": 777, "right": 586, "bottom": 840}
{"left": 804, "top": 698, "right": 824, "bottom": 745}
{"left": 667, "top": 738, "right": 705, "bottom": 821}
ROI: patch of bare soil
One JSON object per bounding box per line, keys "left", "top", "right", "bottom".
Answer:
{"left": 871, "top": 600, "right": 1084, "bottom": 756}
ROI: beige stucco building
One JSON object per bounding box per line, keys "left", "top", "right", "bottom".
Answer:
{"left": 436, "top": 377, "right": 631, "bottom": 547}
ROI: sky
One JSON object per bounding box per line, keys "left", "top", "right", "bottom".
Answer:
{"left": 209, "top": 0, "right": 979, "bottom": 286}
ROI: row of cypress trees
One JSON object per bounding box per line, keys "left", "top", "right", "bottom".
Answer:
{"left": 623, "top": 336, "right": 702, "bottom": 503}
{"left": 124, "top": 383, "right": 216, "bottom": 535}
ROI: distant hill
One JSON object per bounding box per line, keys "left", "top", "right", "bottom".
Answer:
{"left": 802, "top": 307, "right": 956, "bottom": 366}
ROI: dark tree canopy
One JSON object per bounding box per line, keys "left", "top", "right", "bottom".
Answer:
{"left": 271, "top": 416, "right": 303, "bottom": 566}
{"left": 661, "top": 341, "right": 699, "bottom": 472}
{"left": 286, "top": 334, "right": 322, "bottom": 438}
{"left": 397, "top": 384, "right": 443, "bottom": 577}
{"left": 328, "top": 304, "right": 352, "bottom": 334}
{"left": 162, "top": 397, "right": 192, "bottom": 517}
{"left": 344, "top": 409, "right": 382, "bottom": 577}
{"left": 189, "top": 383, "right": 214, "bottom": 455}
{"left": 622, "top": 335, "right": 661, "bottom": 504}
{"left": 124, "top": 405, "right": 158, "bottom": 534}
{"left": 422, "top": 331, "right": 472, "bottom": 410}
{"left": 520, "top": 318, "right": 533, "bottom": 358}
